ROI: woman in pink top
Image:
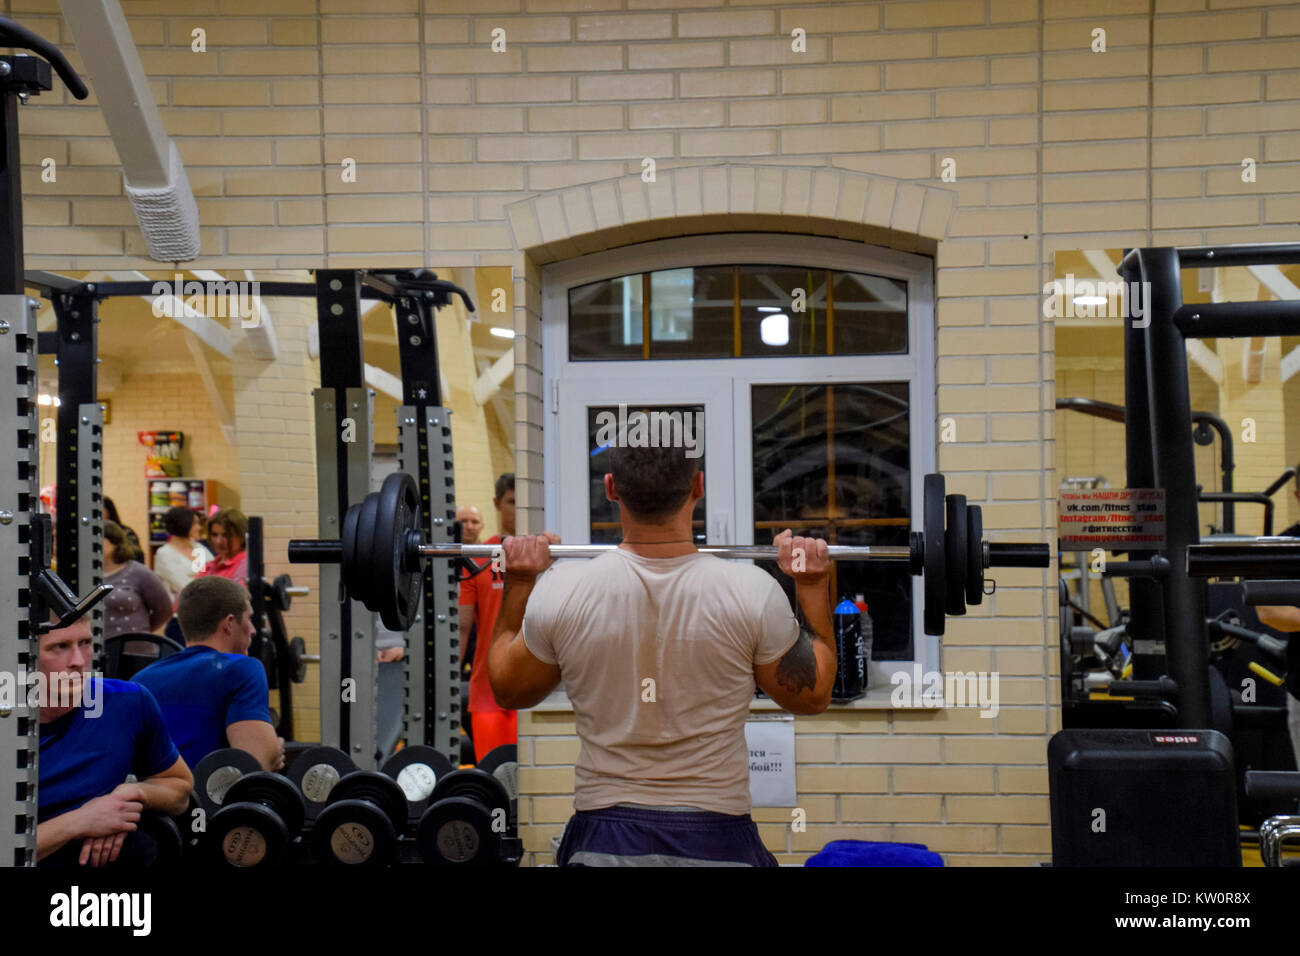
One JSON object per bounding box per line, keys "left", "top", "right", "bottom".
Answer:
{"left": 201, "top": 508, "right": 249, "bottom": 585}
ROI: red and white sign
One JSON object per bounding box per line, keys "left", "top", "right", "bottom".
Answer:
{"left": 1058, "top": 488, "right": 1166, "bottom": 549}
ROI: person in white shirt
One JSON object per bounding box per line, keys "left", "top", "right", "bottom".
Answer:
{"left": 153, "top": 506, "right": 215, "bottom": 603}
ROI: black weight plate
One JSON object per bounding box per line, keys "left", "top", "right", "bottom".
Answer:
{"left": 373, "top": 472, "right": 422, "bottom": 631}
{"left": 966, "top": 504, "right": 984, "bottom": 606}
{"left": 417, "top": 796, "right": 500, "bottom": 867}
{"left": 272, "top": 573, "right": 293, "bottom": 612}
{"left": 330, "top": 771, "right": 409, "bottom": 829}
{"left": 224, "top": 771, "right": 306, "bottom": 837}
{"left": 312, "top": 798, "right": 399, "bottom": 867}
{"left": 137, "top": 812, "right": 183, "bottom": 869}
{"left": 193, "top": 747, "right": 261, "bottom": 816}
{"left": 944, "top": 494, "right": 967, "bottom": 616}
{"left": 353, "top": 492, "right": 381, "bottom": 612}
{"left": 394, "top": 492, "right": 423, "bottom": 632}
{"left": 207, "top": 802, "right": 290, "bottom": 868}
{"left": 476, "top": 745, "right": 518, "bottom": 825}
{"left": 289, "top": 636, "right": 308, "bottom": 683}
{"left": 286, "top": 746, "right": 357, "bottom": 820}
{"left": 923, "top": 474, "right": 946, "bottom": 636}
{"left": 341, "top": 500, "right": 362, "bottom": 605}
{"left": 382, "top": 745, "right": 454, "bottom": 824}
{"left": 432, "top": 768, "right": 510, "bottom": 817}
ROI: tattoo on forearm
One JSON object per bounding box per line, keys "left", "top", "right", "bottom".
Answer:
{"left": 775, "top": 630, "right": 818, "bottom": 694}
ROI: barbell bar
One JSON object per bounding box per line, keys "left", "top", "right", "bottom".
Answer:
{"left": 288, "top": 472, "right": 1051, "bottom": 636}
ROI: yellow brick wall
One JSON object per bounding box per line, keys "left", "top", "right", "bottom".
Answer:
{"left": 16, "top": 0, "right": 1300, "bottom": 866}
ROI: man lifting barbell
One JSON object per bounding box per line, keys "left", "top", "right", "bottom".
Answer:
{"left": 285, "top": 426, "right": 1048, "bottom": 866}
{"left": 486, "top": 439, "right": 834, "bottom": 868}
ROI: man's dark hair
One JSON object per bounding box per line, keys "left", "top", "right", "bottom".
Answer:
{"left": 163, "top": 505, "right": 196, "bottom": 539}
{"left": 177, "top": 576, "right": 249, "bottom": 643}
{"left": 494, "top": 473, "right": 514, "bottom": 501}
{"left": 610, "top": 443, "right": 699, "bottom": 523}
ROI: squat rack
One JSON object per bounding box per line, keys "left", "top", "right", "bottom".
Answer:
{"left": 1116, "top": 243, "right": 1300, "bottom": 729}
{"left": 26, "top": 270, "right": 475, "bottom": 774}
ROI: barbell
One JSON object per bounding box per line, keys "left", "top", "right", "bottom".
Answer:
{"left": 288, "top": 472, "right": 1050, "bottom": 635}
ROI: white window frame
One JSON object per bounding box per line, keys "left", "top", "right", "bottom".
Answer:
{"left": 541, "top": 232, "right": 939, "bottom": 682}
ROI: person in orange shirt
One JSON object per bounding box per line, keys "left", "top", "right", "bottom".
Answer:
{"left": 459, "top": 474, "right": 516, "bottom": 761}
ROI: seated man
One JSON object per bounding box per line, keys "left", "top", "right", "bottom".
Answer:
{"left": 38, "top": 614, "right": 192, "bottom": 867}
{"left": 134, "top": 576, "right": 284, "bottom": 772}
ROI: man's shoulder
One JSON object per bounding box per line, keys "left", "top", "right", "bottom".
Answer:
{"left": 94, "top": 677, "right": 161, "bottom": 720}
{"left": 225, "top": 653, "right": 269, "bottom": 685}
{"left": 97, "top": 676, "right": 147, "bottom": 698}
{"left": 691, "top": 552, "right": 782, "bottom": 591}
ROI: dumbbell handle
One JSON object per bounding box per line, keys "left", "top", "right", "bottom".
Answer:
{"left": 285, "top": 585, "right": 310, "bottom": 596}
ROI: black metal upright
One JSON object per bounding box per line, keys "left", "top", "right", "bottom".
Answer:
{"left": 316, "top": 271, "right": 368, "bottom": 754}
{"left": 51, "top": 290, "right": 98, "bottom": 594}
{"left": 395, "top": 288, "right": 445, "bottom": 742}
{"left": 0, "top": 78, "right": 25, "bottom": 294}
{"left": 1132, "top": 248, "right": 1211, "bottom": 728}
{"left": 1119, "top": 254, "right": 1167, "bottom": 683}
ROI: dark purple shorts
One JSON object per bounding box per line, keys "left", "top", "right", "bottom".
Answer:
{"left": 556, "top": 805, "right": 779, "bottom": 867}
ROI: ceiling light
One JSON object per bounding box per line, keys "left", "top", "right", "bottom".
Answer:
{"left": 489, "top": 327, "right": 515, "bottom": 339}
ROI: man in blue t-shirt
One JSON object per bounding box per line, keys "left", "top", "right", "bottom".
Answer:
{"left": 37, "top": 615, "right": 193, "bottom": 866}
{"left": 134, "top": 576, "right": 284, "bottom": 771}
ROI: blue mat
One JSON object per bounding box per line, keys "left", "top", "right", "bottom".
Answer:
{"left": 804, "top": 840, "right": 943, "bottom": 867}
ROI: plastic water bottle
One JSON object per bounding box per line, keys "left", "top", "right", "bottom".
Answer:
{"left": 855, "top": 594, "right": 873, "bottom": 692}
{"left": 833, "top": 597, "right": 867, "bottom": 702}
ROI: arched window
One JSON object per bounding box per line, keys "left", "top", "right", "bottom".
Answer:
{"left": 542, "top": 234, "right": 937, "bottom": 695}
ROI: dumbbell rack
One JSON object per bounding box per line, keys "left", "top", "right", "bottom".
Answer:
{"left": 190, "top": 748, "right": 521, "bottom": 869}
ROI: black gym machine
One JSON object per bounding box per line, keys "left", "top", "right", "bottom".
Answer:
{"left": 1049, "top": 243, "right": 1300, "bottom": 867}
{"left": 1055, "top": 396, "right": 1297, "bottom": 810}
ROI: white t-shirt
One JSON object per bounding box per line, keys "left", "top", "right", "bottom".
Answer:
{"left": 153, "top": 541, "right": 215, "bottom": 600}
{"left": 523, "top": 549, "right": 799, "bottom": 816}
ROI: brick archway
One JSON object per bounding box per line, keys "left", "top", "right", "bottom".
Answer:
{"left": 501, "top": 163, "right": 957, "bottom": 528}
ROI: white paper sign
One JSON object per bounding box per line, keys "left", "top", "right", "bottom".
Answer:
{"left": 745, "top": 716, "right": 796, "bottom": 807}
